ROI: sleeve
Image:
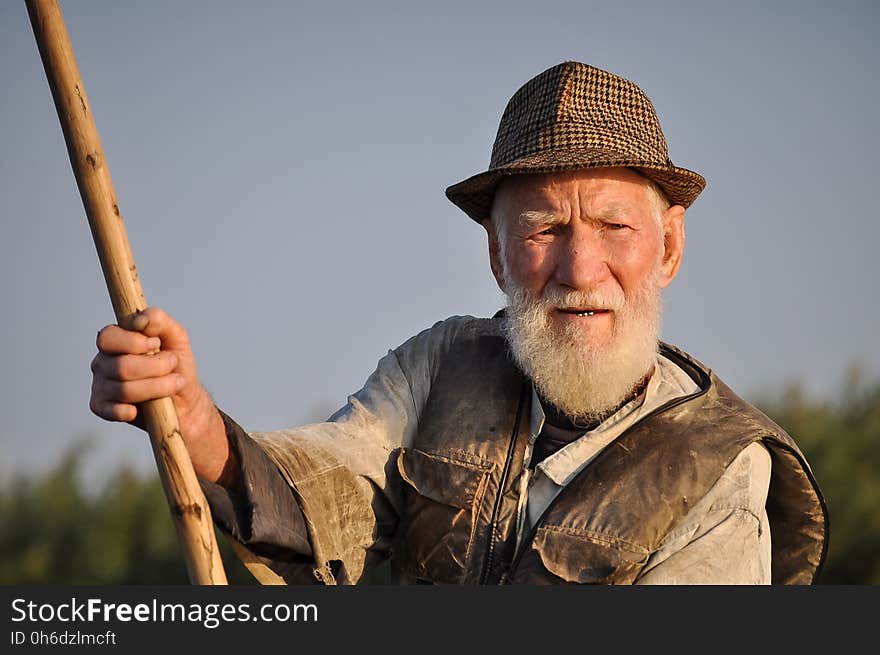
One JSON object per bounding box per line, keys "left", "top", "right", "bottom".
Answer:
{"left": 634, "top": 441, "right": 773, "bottom": 585}
{"left": 199, "top": 409, "right": 312, "bottom": 557}
{"left": 220, "top": 316, "right": 474, "bottom": 585}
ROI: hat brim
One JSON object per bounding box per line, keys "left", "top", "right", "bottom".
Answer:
{"left": 445, "top": 147, "right": 706, "bottom": 224}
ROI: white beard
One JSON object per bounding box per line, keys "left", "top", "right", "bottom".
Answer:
{"left": 501, "top": 270, "right": 663, "bottom": 425}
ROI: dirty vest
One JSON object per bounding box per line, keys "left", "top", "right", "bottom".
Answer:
{"left": 391, "top": 325, "right": 828, "bottom": 585}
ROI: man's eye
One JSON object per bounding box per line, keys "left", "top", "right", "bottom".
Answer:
{"left": 607, "top": 223, "right": 628, "bottom": 230}
{"left": 536, "top": 226, "right": 557, "bottom": 236}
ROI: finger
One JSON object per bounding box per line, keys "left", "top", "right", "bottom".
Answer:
{"left": 129, "top": 307, "right": 191, "bottom": 352}
{"left": 89, "top": 396, "right": 138, "bottom": 423}
{"left": 97, "top": 324, "right": 161, "bottom": 356}
{"left": 98, "top": 374, "right": 186, "bottom": 405}
{"left": 130, "top": 312, "right": 149, "bottom": 332}
{"left": 91, "top": 351, "right": 179, "bottom": 382}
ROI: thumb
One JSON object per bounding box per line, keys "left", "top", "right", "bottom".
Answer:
{"left": 129, "top": 307, "right": 192, "bottom": 354}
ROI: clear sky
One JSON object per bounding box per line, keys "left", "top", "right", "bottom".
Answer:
{"left": 2, "top": 0, "right": 878, "bottom": 485}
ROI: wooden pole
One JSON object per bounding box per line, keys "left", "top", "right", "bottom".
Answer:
{"left": 25, "top": 0, "right": 228, "bottom": 585}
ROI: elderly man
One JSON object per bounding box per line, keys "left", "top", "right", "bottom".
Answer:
{"left": 89, "top": 61, "right": 827, "bottom": 584}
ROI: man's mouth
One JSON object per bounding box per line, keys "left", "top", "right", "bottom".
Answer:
{"left": 556, "top": 308, "right": 610, "bottom": 317}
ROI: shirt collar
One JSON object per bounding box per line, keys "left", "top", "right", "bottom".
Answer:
{"left": 528, "top": 353, "right": 700, "bottom": 486}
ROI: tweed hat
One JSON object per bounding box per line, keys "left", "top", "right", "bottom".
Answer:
{"left": 446, "top": 61, "right": 706, "bottom": 223}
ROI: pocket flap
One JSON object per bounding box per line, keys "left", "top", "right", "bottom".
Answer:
{"left": 397, "top": 448, "right": 493, "bottom": 510}
{"left": 530, "top": 526, "right": 649, "bottom": 584}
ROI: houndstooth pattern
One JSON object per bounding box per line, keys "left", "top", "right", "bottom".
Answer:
{"left": 446, "top": 62, "right": 706, "bottom": 223}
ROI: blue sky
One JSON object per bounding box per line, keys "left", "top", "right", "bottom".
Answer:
{"left": 1, "top": 0, "right": 877, "bottom": 483}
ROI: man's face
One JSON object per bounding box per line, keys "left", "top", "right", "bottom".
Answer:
{"left": 486, "top": 167, "right": 686, "bottom": 421}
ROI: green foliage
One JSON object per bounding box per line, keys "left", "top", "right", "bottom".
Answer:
{"left": 2, "top": 373, "right": 877, "bottom": 584}
{"left": 0, "top": 444, "right": 255, "bottom": 584}
{"left": 755, "top": 368, "right": 880, "bottom": 584}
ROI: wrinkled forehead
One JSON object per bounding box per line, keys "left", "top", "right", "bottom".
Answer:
{"left": 491, "top": 167, "right": 655, "bottom": 222}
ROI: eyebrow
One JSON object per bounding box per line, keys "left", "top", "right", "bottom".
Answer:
{"left": 515, "top": 206, "right": 627, "bottom": 230}
{"left": 594, "top": 205, "right": 626, "bottom": 221}
{"left": 516, "top": 210, "right": 563, "bottom": 230}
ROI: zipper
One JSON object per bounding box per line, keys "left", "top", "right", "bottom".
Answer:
{"left": 479, "top": 383, "right": 527, "bottom": 585}
{"left": 503, "top": 358, "right": 710, "bottom": 582}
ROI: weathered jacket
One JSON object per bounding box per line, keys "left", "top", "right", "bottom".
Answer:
{"left": 244, "top": 317, "right": 828, "bottom": 585}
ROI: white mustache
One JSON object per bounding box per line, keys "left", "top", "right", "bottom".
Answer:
{"left": 538, "top": 286, "right": 625, "bottom": 313}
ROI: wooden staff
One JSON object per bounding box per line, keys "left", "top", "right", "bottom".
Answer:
{"left": 25, "top": 0, "right": 228, "bottom": 585}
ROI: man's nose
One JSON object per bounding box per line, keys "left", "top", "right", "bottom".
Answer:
{"left": 552, "top": 231, "right": 611, "bottom": 291}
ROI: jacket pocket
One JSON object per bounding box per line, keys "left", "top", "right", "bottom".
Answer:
{"left": 395, "top": 448, "right": 493, "bottom": 584}
{"left": 515, "top": 525, "right": 650, "bottom": 584}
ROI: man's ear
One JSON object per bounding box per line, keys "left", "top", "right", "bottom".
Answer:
{"left": 658, "top": 204, "right": 686, "bottom": 288}
{"left": 482, "top": 218, "right": 506, "bottom": 292}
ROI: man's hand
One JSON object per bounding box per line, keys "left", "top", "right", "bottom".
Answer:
{"left": 90, "top": 307, "right": 238, "bottom": 486}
